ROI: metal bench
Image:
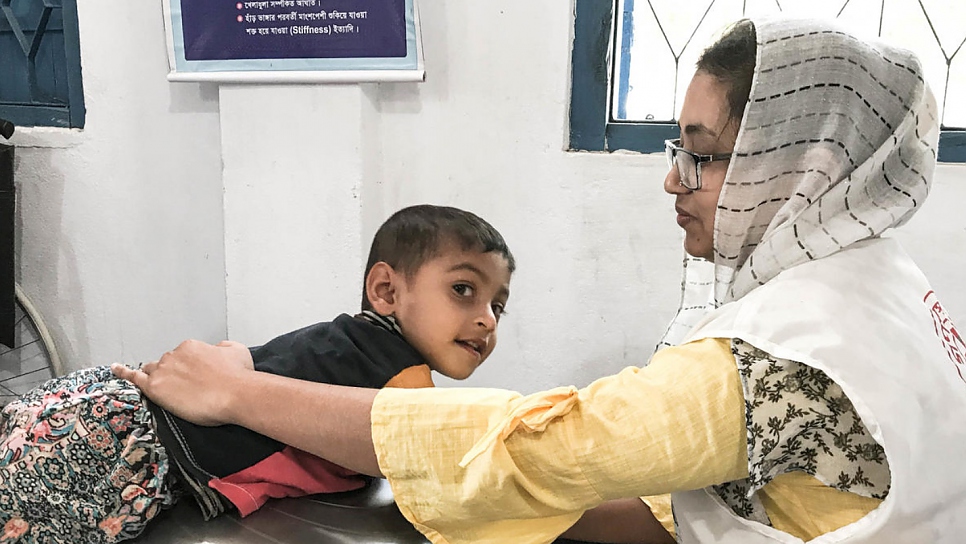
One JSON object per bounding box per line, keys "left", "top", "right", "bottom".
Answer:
{"left": 133, "top": 478, "right": 429, "bottom": 544}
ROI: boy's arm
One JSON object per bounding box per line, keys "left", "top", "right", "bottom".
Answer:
{"left": 112, "top": 339, "right": 384, "bottom": 477}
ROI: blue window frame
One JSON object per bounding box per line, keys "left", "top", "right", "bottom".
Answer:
{"left": 0, "top": 0, "right": 85, "bottom": 128}
{"left": 569, "top": 0, "right": 966, "bottom": 162}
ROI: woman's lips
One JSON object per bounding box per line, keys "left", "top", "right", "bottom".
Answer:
{"left": 676, "top": 207, "right": 692, "bottom": 227}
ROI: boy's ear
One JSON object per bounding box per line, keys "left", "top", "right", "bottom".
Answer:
{"left": 365, "top": 262, "right": 399, "bottom": 315}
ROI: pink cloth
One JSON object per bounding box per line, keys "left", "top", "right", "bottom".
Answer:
{"left": 208, "top": 446, "right": 367, "bottom": 517}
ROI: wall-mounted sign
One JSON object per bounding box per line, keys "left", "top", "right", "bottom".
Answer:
{"left": 164, "top": 0, "right": 423, "bottom": 83}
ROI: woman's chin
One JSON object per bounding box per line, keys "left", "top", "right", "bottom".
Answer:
{"left": 683, "top": 240, "right": 714, "bottom": 261}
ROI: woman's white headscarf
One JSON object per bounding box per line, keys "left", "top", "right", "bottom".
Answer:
{"left": 660, "top": 17, "right": 940, "bottom": 347}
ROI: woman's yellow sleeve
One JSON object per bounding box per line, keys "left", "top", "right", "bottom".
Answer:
{"left": 371, "top": 337, "right": 748, "bottom": 544}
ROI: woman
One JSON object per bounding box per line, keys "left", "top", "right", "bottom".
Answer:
{"left": 114, "top": 17, "right": 966, "bottom": 543}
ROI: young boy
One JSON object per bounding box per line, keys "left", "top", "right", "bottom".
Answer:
{"left": 0, "top": 204, "right": 514, "bottom": 543}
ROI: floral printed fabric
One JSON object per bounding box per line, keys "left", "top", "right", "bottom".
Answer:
{"left": 0, "top": 366, "right": 177, "bottom": 543}
{"left": 713, "top": 339, "right": 890, "bottom": 524}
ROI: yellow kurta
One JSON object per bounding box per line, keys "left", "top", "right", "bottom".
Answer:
{"left": 371, "top": 338, "right": 880, "bottom": 543}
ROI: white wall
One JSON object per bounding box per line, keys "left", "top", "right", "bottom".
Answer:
{"left": 11, "top": 1, "right": 966, "bottom": 394}
{"left": 220, "top": 84, "right": 368, "bottom": 343}
{"left": 10, "top": 1, "right": 226, "bottom": 369}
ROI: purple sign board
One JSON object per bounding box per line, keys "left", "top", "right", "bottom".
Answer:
{"left": 166, "top": 0, "right": 420, "bottom": 80}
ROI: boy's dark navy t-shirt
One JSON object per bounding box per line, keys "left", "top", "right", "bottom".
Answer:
{"left": 148, "top": 313, "right": 428, "bottom": 516}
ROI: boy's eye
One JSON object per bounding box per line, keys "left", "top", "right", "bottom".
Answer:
{"left": 453, "top": 284, "right": 474, "bottom": 297}
{"left": 492, "top": 303, "right": 506, "bottom": 319}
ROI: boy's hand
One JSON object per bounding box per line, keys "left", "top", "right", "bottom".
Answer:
{"left": 111, "top": 339, "right": 254, "bottom": 427}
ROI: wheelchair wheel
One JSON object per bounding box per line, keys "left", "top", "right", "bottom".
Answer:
{"left": 0, "top": 284, "right": 63, "bottom": 407}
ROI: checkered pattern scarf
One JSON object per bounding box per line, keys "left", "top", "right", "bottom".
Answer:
{"left": 660, "top": 17, "right": 940, "bottom": 347}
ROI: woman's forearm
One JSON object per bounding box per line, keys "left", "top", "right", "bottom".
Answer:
{"left": 225, "top": 371, "right": 382, "bottom": 475}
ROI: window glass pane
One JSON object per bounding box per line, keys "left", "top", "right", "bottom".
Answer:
{"left": 615, "top": 0, "right": 966, "bottom": 128}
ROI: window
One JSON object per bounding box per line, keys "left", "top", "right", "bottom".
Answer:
{"left": 0, "top": 0, "right": 85, "bottom": 128}
{"left": 570, "top": 0, "right": 966, "bottom": 162}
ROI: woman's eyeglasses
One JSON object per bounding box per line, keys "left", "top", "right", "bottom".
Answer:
{"left": 664, "top": 139, "right": 732, "bottom": 191}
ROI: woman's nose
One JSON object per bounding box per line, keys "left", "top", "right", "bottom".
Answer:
{"left": 664, "top": 164, "right": 688, "bottom": 195}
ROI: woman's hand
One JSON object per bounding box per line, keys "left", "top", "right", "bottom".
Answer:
{"left": 111, "top": 339, "right": 254, "bottom": 426}
{"left": 113, "top": 338, "right": 382, "bottom": 475}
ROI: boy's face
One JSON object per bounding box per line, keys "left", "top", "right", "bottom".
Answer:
{"left": 392, "top": 248, "right": 512, "bottom": 380}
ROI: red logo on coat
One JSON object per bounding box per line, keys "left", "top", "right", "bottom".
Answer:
{"left": 925, "top": 290, "right": 966, "bottom": 385}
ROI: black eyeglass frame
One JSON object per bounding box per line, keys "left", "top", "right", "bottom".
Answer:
{"left": 664, "top": 139, "right": 732, "bottom": 191}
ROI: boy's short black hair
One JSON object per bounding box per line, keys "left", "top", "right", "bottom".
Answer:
{"left": 361, "top": 204, "right": 516, "bottom": 311}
